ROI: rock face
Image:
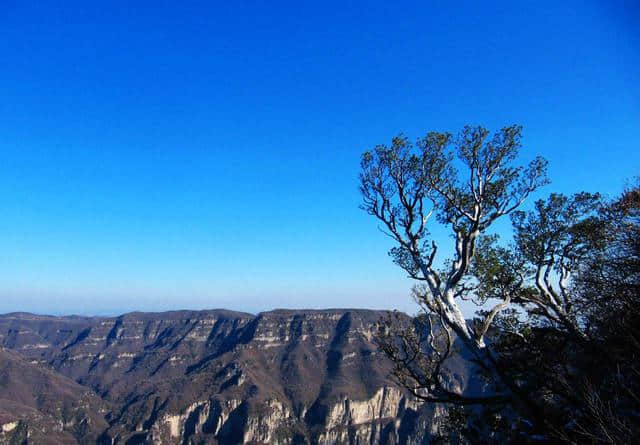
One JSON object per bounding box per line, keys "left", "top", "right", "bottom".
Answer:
{"left": 0, "top": 309, "right": 450, "bottom": 444}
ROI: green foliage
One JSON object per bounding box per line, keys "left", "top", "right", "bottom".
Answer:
{"left": 511, "top": 192, "right": 604, "bottom": 272}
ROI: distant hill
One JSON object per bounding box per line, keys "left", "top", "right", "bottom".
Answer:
{"left": 0, "top": 309, "right": 467, "bottom": 444}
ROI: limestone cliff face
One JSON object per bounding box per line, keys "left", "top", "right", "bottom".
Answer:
{"left": 0, "top": 309, "right": 456, "bottom": 444}
{"left": 132, "top": 387, "right": 439, "bottom": 445}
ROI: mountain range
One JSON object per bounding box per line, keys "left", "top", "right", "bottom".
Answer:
{"left": 0, "top": 309, "right": 466, "bottom": 444}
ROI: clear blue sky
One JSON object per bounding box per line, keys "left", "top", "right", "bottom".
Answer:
{"left": 1, "top": 1, "right": 638, "bottom": 315}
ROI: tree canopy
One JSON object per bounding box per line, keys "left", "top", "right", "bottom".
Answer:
{"left": 361, "top": 126, "right": 640, "bottom": 443}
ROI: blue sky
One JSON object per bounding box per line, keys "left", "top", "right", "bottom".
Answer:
{"left": 0, "top": 1, "right": 638, "bottom": 315}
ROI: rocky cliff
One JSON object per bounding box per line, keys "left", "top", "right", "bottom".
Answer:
{"left": 0, "top": 309, "right": 454, "bottom": 444}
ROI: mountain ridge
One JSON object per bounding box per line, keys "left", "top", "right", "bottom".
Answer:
{"left": 0, "top": 307, "right": 395, "bottom": 319}
{"left": 0, "top": 308, "right": 452, "bottom": 444}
